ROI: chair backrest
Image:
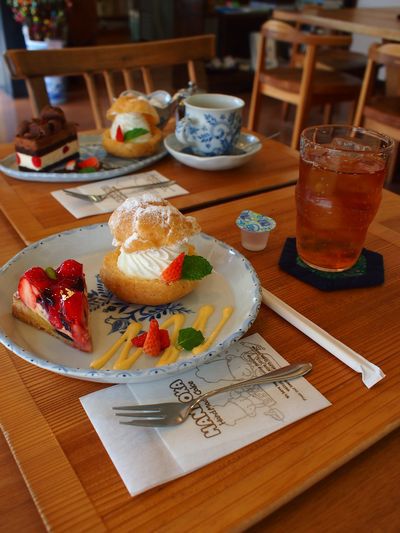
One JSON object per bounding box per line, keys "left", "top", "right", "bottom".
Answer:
{"left": 4, "top": 34, "right": 216, "bottom": 128}
{"left": 354, "top": 43, "right": 400, "bottom": 126}
{"left": 249, "top": 20, "right": 354, "bottom": 148}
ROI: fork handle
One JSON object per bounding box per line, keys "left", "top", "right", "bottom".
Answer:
{"left": 190, "top": 362, "right": 312, "bottom": 412}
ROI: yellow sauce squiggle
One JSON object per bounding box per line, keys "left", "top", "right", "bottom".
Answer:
{"left": 90, "top": 322, "right": 140, "bottom": 370}
{"left": 192, "top": 306, "right": 234, "bottom": 355}
{"left": 91, "top": 304, "right": 233, "bottom": 370}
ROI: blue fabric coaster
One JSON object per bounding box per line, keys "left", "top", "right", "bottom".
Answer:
{"left": 279, "top": 238, "right": 384, "bottom": 291}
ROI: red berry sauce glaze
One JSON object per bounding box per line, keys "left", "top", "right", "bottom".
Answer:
{"left": 18, "top": 259, "right": 92, "bottom": 352}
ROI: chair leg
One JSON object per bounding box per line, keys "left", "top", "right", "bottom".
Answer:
{"left": 291, "top": 104, "right": 306, "bottom": 149}
{"left": 281, "top": 102, "right": 291, "bottom": 121}
{"left": 323, "top": 103, "right": 333, "bottom": 124}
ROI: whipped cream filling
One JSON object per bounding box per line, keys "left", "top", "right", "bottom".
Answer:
{"left": 110, "top": 113, "right": 152, "bottom": 143}
{"left": 16, "top": 140, "right": 79, "bottom": 170}
{"left": 117, "top": 241, "right": 189, "bottom": 280}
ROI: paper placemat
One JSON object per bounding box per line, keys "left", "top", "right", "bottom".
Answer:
{"left": 80, "top": 333, "right": 331, "bottom": 496}
{"left": 52, "top": 171, "right": 188, "bottom": 219}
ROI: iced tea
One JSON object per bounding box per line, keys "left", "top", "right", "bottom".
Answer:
{"left": 296, "top": 126, "right": 393, "bottom": 271}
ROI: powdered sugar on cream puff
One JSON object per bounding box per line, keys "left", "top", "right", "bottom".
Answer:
{"left": 108, "top": 194, "right": 200, "bottom": 253}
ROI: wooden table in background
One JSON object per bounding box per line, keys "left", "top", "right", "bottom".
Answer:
{"left": 273, "top": 7, "right": 400, "bottom": 42}
{"left": 1, "top": 185, "right": 399, "bottom": 532}
{"left": 0, "top": 135, "right": 299, "bottom": 244}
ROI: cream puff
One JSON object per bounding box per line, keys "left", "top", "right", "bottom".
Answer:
{"left": 102, "top": 95, "right": 162, "bottom": 158}
{"left": 100, "top": 195, "right": 210, "bottom": 305}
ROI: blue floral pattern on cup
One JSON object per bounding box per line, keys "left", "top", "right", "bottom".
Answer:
{"left": 175, "top": 94, "right": 244, "bottom": 156}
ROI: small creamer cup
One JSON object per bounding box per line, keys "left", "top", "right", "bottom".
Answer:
{"left": 236, "top": 210, "right": 276, "bottom": 251}
{"left": 175, "top": 93, "right": 244, "bottom": 156}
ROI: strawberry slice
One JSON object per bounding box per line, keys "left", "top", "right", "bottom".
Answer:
{"left": 159, "top": 329, "right": 170, "bottom": 350}
{"left": 161, "top": 252, "right": 185, "bottom": 283}
{"left": 116, "top": 125, "right": 124, "bottom": 142}
{"left": 77, "top": 156, "right": 100, "bottom": 170}
{"left": 132, "top": 332, "right": 147, "bottom": 347}
{"left": 143, "top": 319, "right": 161, "bottom": 356}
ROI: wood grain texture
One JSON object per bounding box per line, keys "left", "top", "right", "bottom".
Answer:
{"left": 273, "top": 7, "right": 400, "bottom": 42}
{"left": 0, "top": 136, "right": 299, "bottom": 244}
{"left": 0, "top": 185, "right": 399, "bottom": 531}
{"left": 5, "top": 35, "right": 215, "bottom": 126}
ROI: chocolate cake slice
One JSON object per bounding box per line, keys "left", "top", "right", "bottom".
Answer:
{"left": 15, "top": 106, "right": 79, "bottom": 172}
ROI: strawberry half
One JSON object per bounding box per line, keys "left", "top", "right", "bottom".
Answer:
{"left": 161, "top": 252, "right": 185, "bottom": 283}
{"left": 132, "top": 332, "right": 147, "bottom": 347}
{"left": 116, "top": 125, "right": 124, "bottom": 142}
{"left": 143, "top": 319, "right": 161, "bottom": 356}
{"left": 77, "top": 156, "right": 100, "bottom": 170}
{"left": 132, "top": 326, "right": 170, "bottom": 351}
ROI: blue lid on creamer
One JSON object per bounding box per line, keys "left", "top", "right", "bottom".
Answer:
{"left": 236, "top": 210, "right": 276, "bottom": 232}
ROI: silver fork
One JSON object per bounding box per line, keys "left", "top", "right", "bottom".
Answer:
{"left": 63, "top": 180, "right": 176, "bottom": 203}
{"left": 113, "top": 362, "right": 312, "bottom": 427}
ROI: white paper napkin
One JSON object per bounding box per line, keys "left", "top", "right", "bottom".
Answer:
{"left": 52, "top": 170, "right": 188, "bottom": 219}
{"left": 80, "top": 333, "right": 331, "bottom": 496}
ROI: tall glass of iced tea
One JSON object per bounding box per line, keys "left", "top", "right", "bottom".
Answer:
{"left": 296, "top": 125, "right": 393, "bottom": 271}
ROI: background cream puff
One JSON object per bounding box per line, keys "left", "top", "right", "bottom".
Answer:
{"left": 102, "top": 95, "right": 162, "bottom": 158}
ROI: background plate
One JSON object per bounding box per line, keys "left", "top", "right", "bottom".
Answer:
{"left": 0, "top": 134, "right": 167, "bottom": 183}
{"left": 0, "top": 225, "right": 261, "bottom": 383}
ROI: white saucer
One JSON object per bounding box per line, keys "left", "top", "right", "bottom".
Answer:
{"left": 164, "top": 132, "right": 262, "bottom": 171}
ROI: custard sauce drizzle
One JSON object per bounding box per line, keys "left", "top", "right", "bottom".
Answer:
{"left": 192, "top": 306, "right": 234, "bottom": 355}
{"left": 91, "top": 305, "right": 234, "bottom": 370}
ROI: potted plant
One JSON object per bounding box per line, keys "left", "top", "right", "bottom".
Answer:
{"left": 7, "top": 0, "right": 73, "bottom": 104}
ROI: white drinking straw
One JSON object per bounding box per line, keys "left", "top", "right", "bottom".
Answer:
{"left": 261, "top": 287, "right": 385, "bottom": 388}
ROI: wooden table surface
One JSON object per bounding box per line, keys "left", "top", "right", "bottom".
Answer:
{"left": 273, "top": 7, "right": 400, "bottom": 42}
{"left": 0, "top": 135, "right": 299, "bottom": 244}
{"left": 1, "top": 184, "right": 399, "bottom": 532}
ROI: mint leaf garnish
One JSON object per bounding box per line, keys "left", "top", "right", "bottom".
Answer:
{"left": 181, "top": 255, "right": 212, "bottom": 280}
{"left": 45, "top": 267, "right": 57, "bottom": 280}
{"left": 124, "top": 128, "right": 149, "bottom": 141}
{"left": 177, "top": 328, "right": 205, "bottom": 351}
{"left": 79, "top": 167, "right": 97, "bottom": 173}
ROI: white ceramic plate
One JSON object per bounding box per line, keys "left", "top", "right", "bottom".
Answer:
{"left": 0, "top": 225, "right": 261, "bottom": 383}
{"left": 0, "top": 134, "right": 168, "bottom": 183}
{"left": 164, "top": 132, "right": 262, "bottom": 171}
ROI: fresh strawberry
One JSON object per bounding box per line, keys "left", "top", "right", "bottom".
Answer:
{"left": 143, "top": 319, "right": 161, "bottom": 356}
{"left": 116, "top": 125, "right": 124, "bottom": 142}
{"left": 132, "top": 332, "right": 147, "bottom": 347}
{"left": 161, "top": 252, "right": 185, "bottom": 283}
{"left": 56, "top": 259, "right": 83, "bottom": 279}
{"left": 77, "top": 156, "right": 100, "bottom": 170}
{"left": 159, "top": 329, "right": 170, "bottom": 350}
{"left": 132, "top": 327, "right": 170, "bottom": 351}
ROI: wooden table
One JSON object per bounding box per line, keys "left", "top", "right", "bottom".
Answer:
{"left": 273, "top": 7, "right": 400, "bottom": 42}
{"left": 0, "top": 136, "right": 299, "bottom": 244}
{"left": 1, "top": 183, "right": 400, "bottom": 531}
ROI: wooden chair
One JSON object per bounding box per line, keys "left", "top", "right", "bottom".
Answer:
{"left": 4, "top": 35, "right": 215, "bottom": 129}
{"left": 354, "top": 43, "right": 400, "bottom": 186}
{"left": 354, "top": 43, "right": 400, "bottom": 142}
{"left": 248, "top": 20, "right": 361, "bottom": 149}
{"left": 274, "top": 7, "right": 367, "bottom": 77}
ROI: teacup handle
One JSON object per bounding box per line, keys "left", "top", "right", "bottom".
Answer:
{"left": 175, "top": 116, "right": 195, "bottom": 145}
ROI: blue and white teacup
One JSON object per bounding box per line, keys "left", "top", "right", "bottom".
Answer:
{"left": 175, "top": 93, "right": 244, "bottom": 156}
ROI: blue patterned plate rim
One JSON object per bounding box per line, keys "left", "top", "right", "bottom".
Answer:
{"left": 0, "top": 134, "right": 168, "bottom": 183}
{"left": 0, "top": 224, "right": 262, "bottom": 383}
